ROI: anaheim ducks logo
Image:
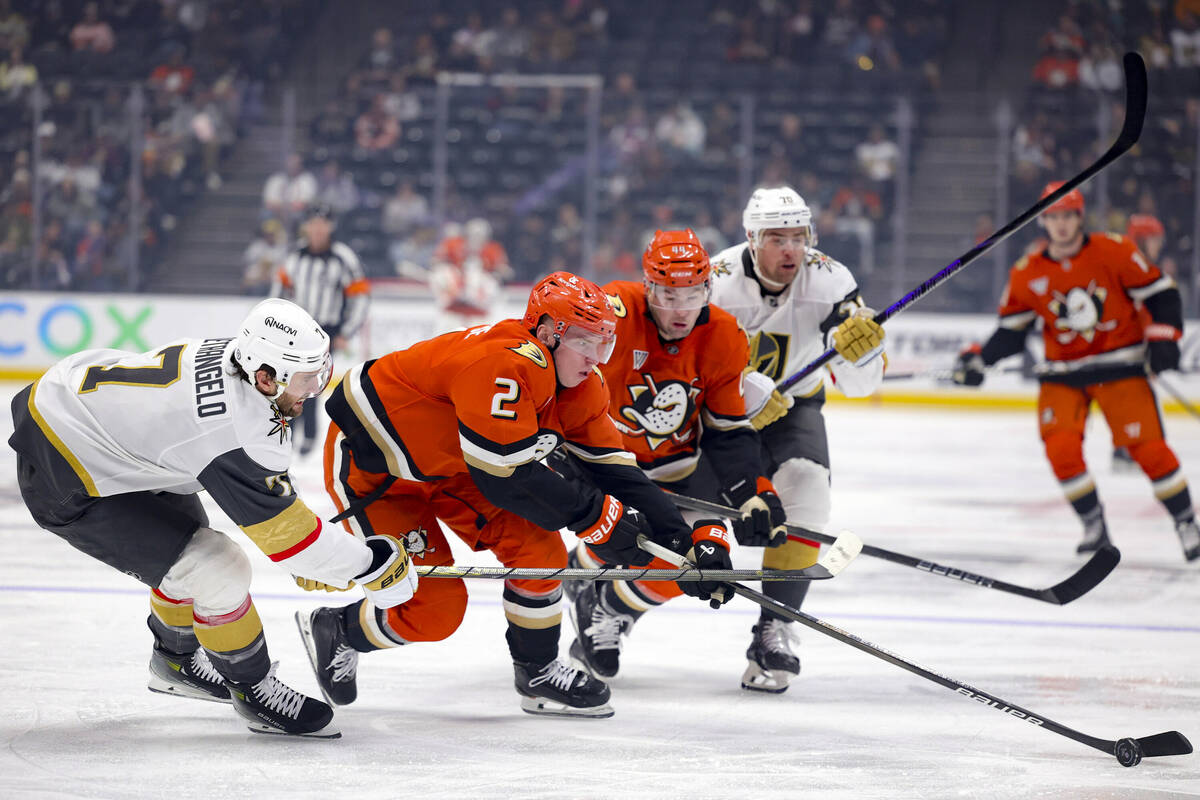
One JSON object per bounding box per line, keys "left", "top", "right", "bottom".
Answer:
{"left": 606, "top": 293, "right": 627, "bottom": 318}
{"left": 749, "top": 332, "right": 791, "bottom": 381}
{"left": 1048, "top": 282, "right": 1117, "bottom": 344}
{"left": 620, "top": 374, "right": 701, "bottom": 450}
{"left": 509, "top": 340, "right": 548, "bottom": 368}
{"left": 402, "top": 525, "right": 436, "bottom": 556}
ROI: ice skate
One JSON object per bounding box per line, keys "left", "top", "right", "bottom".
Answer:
{"left": 568, "top": 583, "right": 633, "bottom": 679}
{"left": 741, "top": 619, "right": 800, "bottom": 694}
{"left": 147, "top": 645, "right": 231, "bottom": 703}
{"left": 1175, "top": 517, "right": 1200, "bottom": 562}
{"left": 295, "top": 607, "right": 359, "bottom": 706}
{"left": 1076, "top": 515, "right": 1112, "bottom": 554}
{"left": 227, "top": 662, "right": 339, "bottom": 738}
{"left": 514, "top": 658, "right": 613, "bottom": 718}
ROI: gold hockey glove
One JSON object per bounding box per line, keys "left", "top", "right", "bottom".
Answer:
{"left": 833, "top": 308, "right": 885, "bottom": 366}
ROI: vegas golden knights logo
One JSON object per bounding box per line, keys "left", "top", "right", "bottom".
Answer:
{"left": 749, "top": 332, "right": 790, "bottom": 381}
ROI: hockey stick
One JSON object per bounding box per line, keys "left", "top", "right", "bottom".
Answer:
{"left": 1151, "top": 372, "right": 1200, "bottom": 422}
{"left": 882, "top": 365, "right": 1024, "bottom": 382}
{"left": 414, "top": 562, "right": 841, "bottom": 582}
{"left": 637, "top": 536, "right": 1191, "bottom": 767}
{"left": 776, "top": 53, "right": 1148, "bottom": 394}
{"left": 669, "top": 493, "right": 1120, "bottom": 605}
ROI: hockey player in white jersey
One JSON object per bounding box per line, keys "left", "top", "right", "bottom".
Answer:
{"left": 6, "top": 298, "right": 417, "bottom": 738}
{"left": 708, "top": 186, "right": 885, "bottom": 692}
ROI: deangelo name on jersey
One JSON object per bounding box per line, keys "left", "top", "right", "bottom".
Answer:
{"left": 193, "top": 337, "right": 232, "bottom": 420}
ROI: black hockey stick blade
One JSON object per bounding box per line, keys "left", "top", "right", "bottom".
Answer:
{"left": 637, "top": 536, "right": 1190, "bottom": 766}
{"left": 669, "top": 492, "right": 1118, "bottom": 605}
{"left": 776, "top": 52, "right": 1148, "bottom": 394}
{"left": 1038, "top": 544, "right": 1120, "bottom": 604}
{"left": 1134, "top": 731, "right": 1193, "bottom": 759}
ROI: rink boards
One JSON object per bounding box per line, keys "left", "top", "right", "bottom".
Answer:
{"left": 3, "top": 287, "right": 1200, "bottom": 411}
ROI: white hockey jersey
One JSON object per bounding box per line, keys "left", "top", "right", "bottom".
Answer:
{"left": 709, "top": 243, "right": 884, "bottom": 399}
{"left": 24, "top": 336, "right": 369, "bottom": 582}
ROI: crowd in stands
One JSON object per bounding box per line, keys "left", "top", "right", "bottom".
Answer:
{"left": 0, "top": 0, "right": 324, "bottom": 291}
{"left": 258, "top": 0, "right": 949, "bottom": 291}
{"left": 1022, "top": 0, "right": 1199, "bottom": 308}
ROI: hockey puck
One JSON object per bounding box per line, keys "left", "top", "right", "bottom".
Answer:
{"left": 1115, "top": 737, "right": 1142, "bottom": 767}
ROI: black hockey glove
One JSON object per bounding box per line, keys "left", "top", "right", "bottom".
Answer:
{"left": 570, "top": 494, "right": 654, "bottom": 567}
{"left": 725, "top": 476, "right": 788, "bottom": 548}
{"left": 678, "top": 520, "right": 734, "bottom": 609}
{"left": 1146, "top": 336, "right": 1181, "bottom": 375}
{"left": 951, "top": 343, "right": 985, "bottom": 386}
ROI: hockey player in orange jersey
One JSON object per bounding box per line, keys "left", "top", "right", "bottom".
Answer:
{"left": 295, "top": 271, "right": 733, "bottom": 718}
{"left": 558, "top": 229, "right": 792, "bottom": 686}
{"left": 429, "top": 217, "right": 513, "bottom": 332}
{"left": 954, "top": 183, "right": 1199, "bottom": 561}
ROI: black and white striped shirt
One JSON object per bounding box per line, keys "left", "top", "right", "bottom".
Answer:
{"left": 271, "top": 240, "right": 369, "bottom": 336}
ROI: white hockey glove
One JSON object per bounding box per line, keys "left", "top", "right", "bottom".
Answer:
{"left": 833, "top": 307, "right": 885, "bottom": 366}
{"left": 743, "top": 368, "right": 793, "bottom": 430}
{"left": 356, "top": 534, "right": 418, "bottom": 608}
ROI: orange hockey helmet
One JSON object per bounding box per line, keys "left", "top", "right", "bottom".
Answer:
{"left": 1040, "top": 181, "right": 1085, "bottom": 215}
{"left": 1126, "top": 213, "right": 1165, "bottom": 241}
{"left": 643, "top": 228, "right": 711, "bottom": 287}
{"left": 523, "top": 271, "right": 617, "bottom": 361}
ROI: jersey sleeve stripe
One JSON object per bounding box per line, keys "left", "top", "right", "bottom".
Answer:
{"left": 462, "top": 450, "right": 516, "bottom": 477}
{"left": 240, "top": 498, "right": 321, "bottom": 559}
{"left": 999, "top": 310, "right": 1037, "bottom": 330}
{"left": 562, "top": 441, "right": 638, "bottom": 466}
{"left": 641, "top": 451, "right": 701, "bottom": 482}
{"left": 458, "top": 424, "right": 559, "bottom": 473}
{"left": 27, "top": 379, "right": 99, "bottom": 496}
{"left": 1127, "top": 275, "right": 1175, "bottom": 301}
{"left": 701, "top": 408, "right": 753, "bottom": 431}
{"left": 341, "top": 362, "right": 441, "bottom": 482}
{"left": 266, "top": 516, "right": 323, "bottom": 562}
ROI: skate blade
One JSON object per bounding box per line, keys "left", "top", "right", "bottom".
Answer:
{"left": 147, "top": 670, "right": 232, "bottom": 704}
{"left": 244, "top": 720, "right": 342, "bottom": 739}
{"left": 519, "top": 696, "right": 614, "bottom": 719}
{"left": 293, "top": 611, "right": 339, "bottom": 707}
{"left": 147, "top": 680, "right": 232, "bottom": 704}
{"left": 740, "top": 662, "right": 792, "bottom": 694}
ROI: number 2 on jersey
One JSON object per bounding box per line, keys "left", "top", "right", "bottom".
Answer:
{"left": 490, "top": 377, "right": 520, "bottom": 419}
{"left": 78, "top": 344, "right": 186, "bottom": 394}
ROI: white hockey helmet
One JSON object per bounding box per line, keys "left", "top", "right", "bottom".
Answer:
{"left": 234, "top": 298, "right": 332, "bottom": 400}
{"left": 742, "top": 186, "right": 817, "bottom": 250}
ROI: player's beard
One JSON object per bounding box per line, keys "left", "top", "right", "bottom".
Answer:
{"left": 276, "top": 396, "right": 304, "bottom": 418}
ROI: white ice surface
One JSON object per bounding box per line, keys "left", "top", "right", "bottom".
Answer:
{"left": 0, "top": 382, "right": 1197, "bottom": 799}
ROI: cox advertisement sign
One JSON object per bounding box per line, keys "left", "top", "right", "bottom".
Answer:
{"left": 0, "top": 292, "right": 256, "bottom": 374}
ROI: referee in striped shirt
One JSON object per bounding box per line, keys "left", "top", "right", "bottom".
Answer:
{"left": 271, "top": 202, "right": 370, "bottom": 455}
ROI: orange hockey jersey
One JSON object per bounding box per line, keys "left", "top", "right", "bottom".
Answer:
{"left": 326, "top": 319, "right": 633, "bottom": 483}
{"left": 600, "top": 281, "right": 754, "bottom": 483}
{"left": 996, "top": 233, "right": 1173, "bottom": 381}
